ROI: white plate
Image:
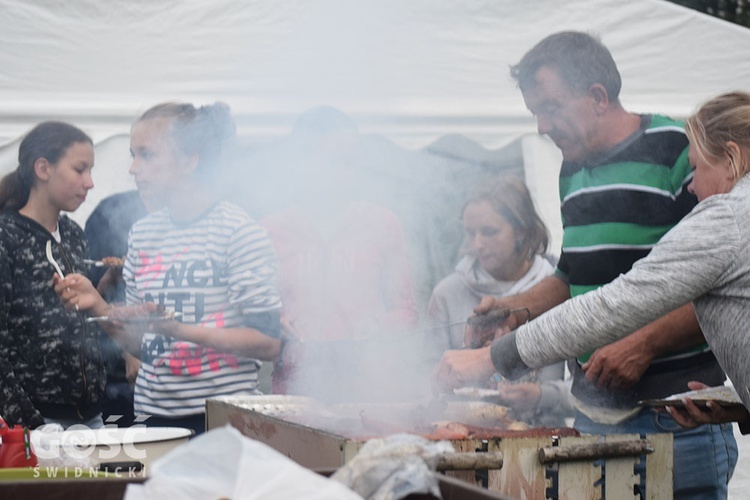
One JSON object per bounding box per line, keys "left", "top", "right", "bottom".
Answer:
{"left": 32, "top": 426, "right": 194, "bottom": 473}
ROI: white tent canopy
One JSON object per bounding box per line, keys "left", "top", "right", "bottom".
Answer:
{"left": 1, "top": 0, "right": 749, "bottom": 260}
{"left": 1, "top": 0, "right": 748, "bottom": 147}
{"left": 1, "top": 0, "right": 749, "bottom": 236}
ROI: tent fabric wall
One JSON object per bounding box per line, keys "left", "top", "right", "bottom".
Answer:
{"left": 1, "top": 0, "right": 749, "bottom": 150}
{"left": 1, "top": 0, "right": 748, "bottom": 253}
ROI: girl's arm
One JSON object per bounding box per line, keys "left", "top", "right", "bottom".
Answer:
{"left": 160, "top": 216, "right": 284, "bottom": 360}
{"left": 54, "top": 273, "right": 143, "bottom": 357}
{"left": 150, "top": 320, "right": 280, "bottom": 360}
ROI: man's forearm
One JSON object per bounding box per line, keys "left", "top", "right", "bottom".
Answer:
{"left": 504, "top": 275, "right": 571, "bottom": 325}
{"left": 632, "top": 303, "right": 704, "bottom": 357}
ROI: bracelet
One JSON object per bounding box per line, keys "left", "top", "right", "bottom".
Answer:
{"left": 519, "top": 307, "right": 531, "bottom": 324}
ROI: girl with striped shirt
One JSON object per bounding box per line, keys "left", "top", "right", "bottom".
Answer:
{"left": 56, "top": 102, "right": 282, "bottom": 435}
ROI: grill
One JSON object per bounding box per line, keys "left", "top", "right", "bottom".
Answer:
{"left": 207, "top": 395, "right": 673, "bottom": 499}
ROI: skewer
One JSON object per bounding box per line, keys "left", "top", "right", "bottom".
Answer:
{"left": 83, "top": 259, "right": 124, "bottom": 268}
{"left": 83, "top": 259, "right": 106, "bottom": 267}
{"left": 85, "top": 312, "right": 182, "bottom": 323}
{"left": 416, "top": 308, "right": 529, "bottom": 334}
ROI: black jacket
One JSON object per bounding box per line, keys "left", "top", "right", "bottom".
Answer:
{"left": 0, "top": 211, "right": 105, "bottom": 427}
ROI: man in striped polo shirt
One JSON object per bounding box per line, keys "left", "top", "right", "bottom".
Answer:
{"left": 436, "top": 31, "right": 737, "bottom": 498}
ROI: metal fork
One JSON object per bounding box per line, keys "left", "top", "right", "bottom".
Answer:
{"left": 46, "top": 240, "right": 78, "bottom": 311}
{"left": 45, "top": 240, "right": 64, "bottom": 278}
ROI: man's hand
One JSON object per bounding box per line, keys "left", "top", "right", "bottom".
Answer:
{"left": 474, "top": 296, "right": 511, "bottom": 316}
{"left": 582, "top": 334, "right": 653, "bottom": 390}
{"left": 582, "top": 303, "right": 704, "bottom": 391}
{"left": 432, "top": 346, "right": 496, "bottom": 391}
{"left": 465, "top": 297, "right": 519, "bottom": 348}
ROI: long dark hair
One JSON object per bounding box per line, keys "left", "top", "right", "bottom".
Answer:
{"left": 0, "top": 121, "right": 93, "bottom": 211}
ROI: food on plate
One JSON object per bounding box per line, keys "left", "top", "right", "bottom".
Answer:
{"left": 84, "top": 256, "right": 125, "bottom": 267}
{"left": 101, "top": 256, "right": 125, "bottom": 267}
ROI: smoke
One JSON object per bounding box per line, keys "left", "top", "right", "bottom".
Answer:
{"left": 218, "top": 105, "right": 523, "bottom": 405}
{"left": 283, "top": 336, "right": 433, "bottom": 405}
{"left": 76, "top": 105, "right": 545, "bottom": 440}
{"left": 84, "top": 102, "right": 528, "bottom": 416}
{"left": 224, "top": 106, "right": 428, "bottom": 403}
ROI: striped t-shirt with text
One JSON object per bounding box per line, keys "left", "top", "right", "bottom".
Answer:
{"left": 124, "top": 201, "right": 281, "bottom": 417}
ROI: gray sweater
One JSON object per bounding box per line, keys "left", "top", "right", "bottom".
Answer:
{"left": 427, "top": 255, "right": 553, "bottom": 355}
{"left": 492, "top": 174, "right": 750, "bottom": 413}
{"left": 428, "top": 255, "right": 572, "bottom": 425}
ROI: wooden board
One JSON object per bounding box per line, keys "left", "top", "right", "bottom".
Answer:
{"left": 494, "top": 437, "right": 552, "bottom": 499}
{"left": 557, "top": 435, "right": 602, "bottom": 500}
{"left": 645, "top": 433, "right": 673, "bottom": 500}
{"left": 603, "top": 434, "right": 640, "bottom": 500}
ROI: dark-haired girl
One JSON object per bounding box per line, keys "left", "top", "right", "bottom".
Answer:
{"left": 0, "top": 121, "right": 105, "bottom": 429}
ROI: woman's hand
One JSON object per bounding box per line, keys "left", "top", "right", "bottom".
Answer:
{"left": 496, "top": 382, "right": 542, "bottom": 413}
{"left": 664, "top": 381, "right": 750, "bottom": 429}
{"left": 665, "top": 399, "right": 749, "bottom": 428}
{"left": 464, "top": 321, "right": 512, "bottom": 349}
{"left": 433, "top": 346, "right": 496, "bottom": 391}
{"left": 53, "top": 273, "right": 108, "bottom": 315}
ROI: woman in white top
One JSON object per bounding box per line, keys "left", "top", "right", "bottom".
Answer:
{"left": 427, "top": 176, "right": 571, "bottom": 426}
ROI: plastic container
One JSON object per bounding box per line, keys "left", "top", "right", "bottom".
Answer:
{"left": 0, "top": 424, "right": 37, "bottom": 468}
